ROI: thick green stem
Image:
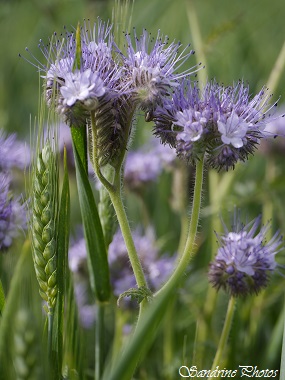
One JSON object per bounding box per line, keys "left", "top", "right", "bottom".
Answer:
{"left": 156, "top": 156, "right": 204, "bottom": 297}
{"left": 209, "top": 297, "right": 236, "bottom": 378}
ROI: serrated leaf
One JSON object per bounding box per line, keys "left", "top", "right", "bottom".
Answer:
{"left": 71, "top": 136, "right": 111, "bottom": 302}
{"left": 103, "top": 284, "right": 176, "bottom": 380}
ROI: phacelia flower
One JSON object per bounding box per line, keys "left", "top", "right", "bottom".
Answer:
{"left": 24, "top": 19, "right": 136, "bottom": 167}
{"left": 208, "top": 215, "right": 283, "bottom": 296}
{"left": 0, "top": 129, "right": 30, "bottom": 170}
{"left": 154, "top": 79, "right": 279, "bottom": 170}
{"left": 0, "top": 173, "right": 27, "bottom": 252}
{"left": 122, "top": 29, "right": 200, "bottom": 119}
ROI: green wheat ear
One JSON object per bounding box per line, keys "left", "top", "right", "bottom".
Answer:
{"left": 31, "top": 142, "right": 58, "bottom": 314}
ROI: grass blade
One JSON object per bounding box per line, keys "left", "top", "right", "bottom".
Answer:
{"left": 71, "top": 138, "right": 111, "bottom": 302}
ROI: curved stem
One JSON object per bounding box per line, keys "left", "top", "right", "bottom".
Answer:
{"left": 209, "top": 297, "right": 236, "bottom": 378}
{"left": 108, "top": 189, "right": 148, "bottom": 291}
{"left": 155, "top": 156, "right": 204, "bottom": 297}
{"left": 89, "top": 109, "right": 148, "bottom": 309}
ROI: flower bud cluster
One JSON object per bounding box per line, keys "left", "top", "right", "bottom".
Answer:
{"left": 154, "top": 80, "right": 279, "bottom": 171}
{"left": 208, "top": 215, "right": 283, "bottom": 296}
{"left": 25, "top": 19, "right": 198, "bottom": 167}
{"left": 25, "top": 19, "right": 281, "bottom": 170}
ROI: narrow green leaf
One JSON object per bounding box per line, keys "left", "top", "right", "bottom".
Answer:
{"left": 66, "top": 278, "right": 84, "bottom": 380}
{"left": 72, "top": 140, "right": 111, "bottom": 302}
{"left": 0, "top": 240, "right": 31, "bottom": 359}
{"left": 0, "top": 279, "right": 5, "bottom": 316}
{"left": 71, "top": 126, "right": 88, "bottom": 174}
{"left": 52, "top": 146, "right": 70, "bottom": 377}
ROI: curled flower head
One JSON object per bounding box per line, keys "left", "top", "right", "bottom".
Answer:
{"left": 24, "top": 19, "right": 137, "bottom": 166}
{"left": 33, "top": 19, "right": 122, "bottom": 119}
{"left": 122, "top": 29, "right": 199, "bottom": 119}
{"left": 154, "top": 79, "right": 279, "bottom": 170}
{"left": 0, "top": 173, "right": 27, "bottom": 252}
{"left": 208, "top": 214, "right": 283, "bottom": 297}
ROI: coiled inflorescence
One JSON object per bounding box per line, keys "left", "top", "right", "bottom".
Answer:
{"left": 208, "top": 215, "right": 283, "bottom": 296}
{"left": 24, "top": 19, "right": 199, "bottom": 168}
{"left": 31, "top": 143, "right": 58, "bottom": 312}
{"left": 153, "top": 80, "right": 279, "bottom": 171}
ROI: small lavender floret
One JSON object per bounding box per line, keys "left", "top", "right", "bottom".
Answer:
{"left": 60, "top": 69, "right": 105, "bottom": 107}
{"left": 208, "top": 215, "right": 283, "bottom": 296}
{"left": 154, "top": 79, "right": 279, "bottom": 170}
{"left": 0, "top": 130, "right": 30, "bottom": 170}
{"left": 0, "top": 173, "right": 26, "bottom": 252}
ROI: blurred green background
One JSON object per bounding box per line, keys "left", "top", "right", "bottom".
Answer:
{"left": 1, "top": 0, "right": 285, "bottom": 139}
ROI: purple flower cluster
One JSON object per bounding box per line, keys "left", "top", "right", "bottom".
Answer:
{"left": 24, "top": 19, "right": 199, "bottom": 166}
{"left": 122, "top": 29, "right": 197, "bottom": 117}
{"left": 0, "top": 130, "right": 30, "bottom": 170}
{"left": 208, "top": 215, "right": 283, "bottom": 296}
{"left": 0, "top": 173, "right": 26, "bottom": 252}
{"left": 33, "top": 20, "right": 197, "bottom": 119}
{"left": 0, "top": 130, "right": 28, "bottom": 252}
{"left": 154, "top": 80, "right": 278, "bottom": 170}
{"left": 25, "top": 19, "right": 281, "bottom": 171}
{"left": 36, "top": 20, "right": 124, "bottom": 139}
